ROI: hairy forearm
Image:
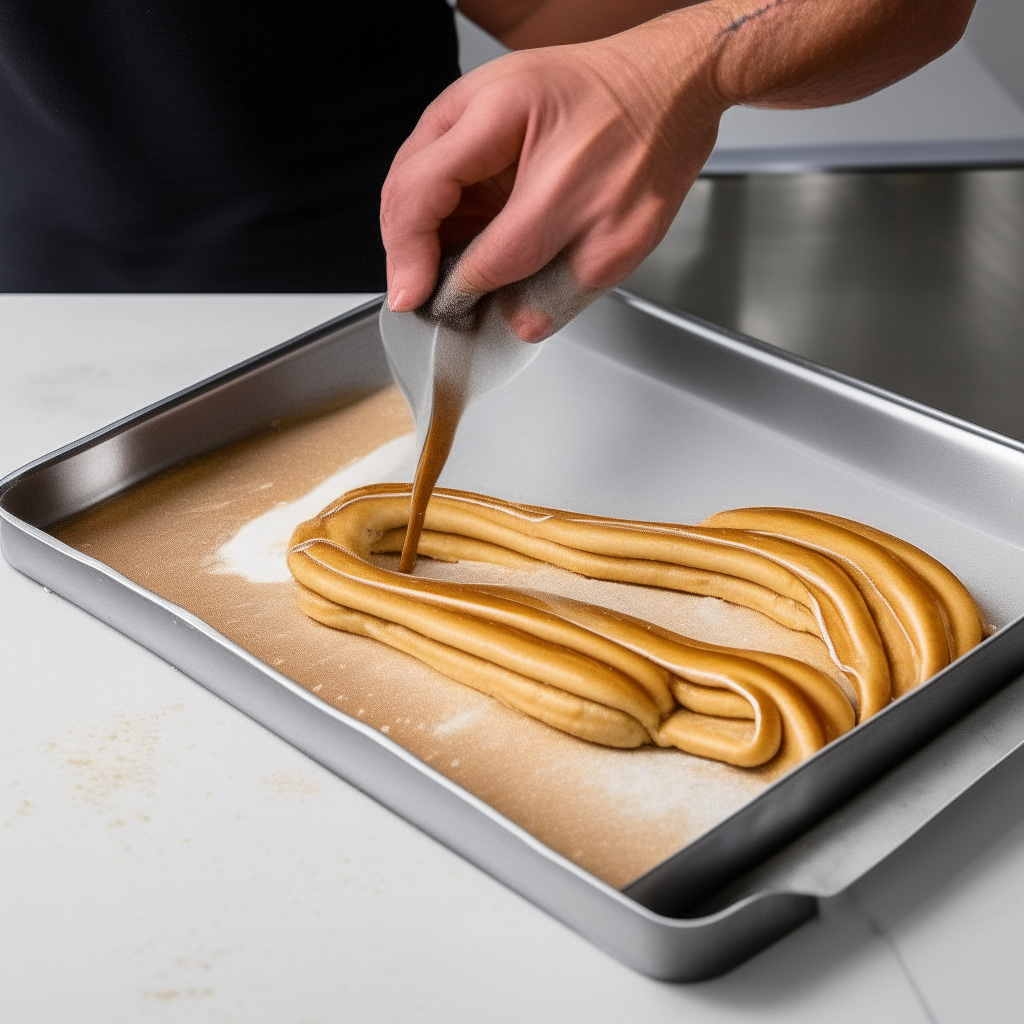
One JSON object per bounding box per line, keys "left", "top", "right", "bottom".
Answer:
{"left": 459, "top": 0, "right": 974, "bottom": 94}
{"left": 383, "top": 0, "right": 977, "bottom": 313}
{"left": 612, "top": 0, "right": 976, "bottom": 112}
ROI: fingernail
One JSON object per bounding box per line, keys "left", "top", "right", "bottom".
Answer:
{"left": 389, "top": 289, "right": 408, "bottom": 312}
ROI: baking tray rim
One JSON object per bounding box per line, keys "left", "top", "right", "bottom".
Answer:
{"left": 0, "top": 296, "right": 394, "bottom": 506}
{"left": 0, "top": 503, "right": 807, "bottom": 932}
{"left": 616, "top": 289, "right": 1024, "bottom": 466}
{"left": 7, "top": 287, "right": 1024, "bottom": 501}
{"left": 5, "top": 292, "right": 1024, "bottom": 889}
{"left": 5, "top": 293, "right": 1024, "bottom": 974}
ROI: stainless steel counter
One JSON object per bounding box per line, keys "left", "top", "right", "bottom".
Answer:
{"left": 628, "top": 168, "right": 1024, "bottom": 442}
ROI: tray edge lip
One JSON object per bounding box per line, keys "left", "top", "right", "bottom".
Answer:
{"left": 2, "top": 507, "right": 800, "bottom": 932}
{"left": 9, "top": 460, "right": 1022, "bottom": 917}
{"left": 731, "top": 686, "right": 1024, "bottom": 906}
{"left": 609, "top": 287, "right": 1024, "bottom": 461}
{"left": 0, "top": 295, "right": 388, "bottom": 501}
{"left": 9, "top": 286, "right": 1024, "bottom": 502}
{"left": 3, "top": 288, "right": 1022, "bottom": 924}
{"left": 15, "top": 507, "right": 1024, "bottom": 963}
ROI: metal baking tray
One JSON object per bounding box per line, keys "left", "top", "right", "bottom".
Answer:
{"left": 5, "top": 292, "right": 1024, "bottom": 981}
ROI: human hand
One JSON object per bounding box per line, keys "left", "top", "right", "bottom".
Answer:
{"left": 381, "top": 0, "right": 974, "bottom": 335}
{"left": 380, "top": 9, "right": 728, "bottom": 334}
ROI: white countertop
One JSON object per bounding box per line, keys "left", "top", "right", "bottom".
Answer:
{"left": 3, "top": 295, "right": 1024, "bottom": 1023}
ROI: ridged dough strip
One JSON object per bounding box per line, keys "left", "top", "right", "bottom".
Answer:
{"left": 288, "top": 484, "right": 982, "bottom": 770}
{"left": 703, "top": 508, "right": 952, "bottom": 698}
{"left": 799, "top": 510, "right": 984, "bottom": 658}
{"left": 299, "top": 485, "right": 891, "bottom": 719}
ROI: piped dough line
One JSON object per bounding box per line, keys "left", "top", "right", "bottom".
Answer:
{"left": 288, "top": 485, "right": 983, "bottom": 770}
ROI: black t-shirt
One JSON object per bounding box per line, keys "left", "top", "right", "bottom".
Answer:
{"left": 0, "top": 2, "right": 460, "bottom": 291}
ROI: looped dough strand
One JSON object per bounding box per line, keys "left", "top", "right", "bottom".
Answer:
{"left": 288, "top": 484, "right": 982, "bottom": 770}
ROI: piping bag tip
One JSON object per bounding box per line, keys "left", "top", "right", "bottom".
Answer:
{"left": 379, "top": 249, "right": 607, "bottom": 568}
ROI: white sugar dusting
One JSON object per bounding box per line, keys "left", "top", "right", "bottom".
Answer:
{"left": 208, "top": 432, "right": 416, "bottom": 583}
{"left": 433, "top": 705, "right": 489, "bottom": 737}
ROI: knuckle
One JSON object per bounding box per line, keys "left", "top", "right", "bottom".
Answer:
{"left": 460, "top": 259, "right": 504, "bottom": 295}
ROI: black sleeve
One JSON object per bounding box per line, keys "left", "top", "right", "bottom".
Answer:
{"left": 0, "top": 0, "right": 460, "bottom": 291}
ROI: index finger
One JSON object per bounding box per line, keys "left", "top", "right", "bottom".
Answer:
{"left": 381, "top": 91, "right": 528, "bottom": 310}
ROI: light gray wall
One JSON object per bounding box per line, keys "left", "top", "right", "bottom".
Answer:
{"left": 966, "top": 0, "right": 1024, "bottom": 108}
{"left": 455, "top": 9, "right": 509, "bottom": 74}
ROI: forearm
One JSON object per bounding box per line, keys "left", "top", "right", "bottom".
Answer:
{"left": 383, "top": 0, "right": 977, "bottom": 315}
{"left": 620, "top": 0, "right": 976, "bottom": 112}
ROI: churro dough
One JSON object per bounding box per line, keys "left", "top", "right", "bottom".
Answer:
{"left": 289, "top": 485, "right": 983, "bottom": 769}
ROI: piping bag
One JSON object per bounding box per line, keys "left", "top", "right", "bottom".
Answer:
{"left": 379, "top": 251, "right": 604, "bottom": 572}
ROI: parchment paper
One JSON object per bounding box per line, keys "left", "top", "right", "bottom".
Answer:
{"left": 56, "top": 386, "right": 849, "bottom": 888}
